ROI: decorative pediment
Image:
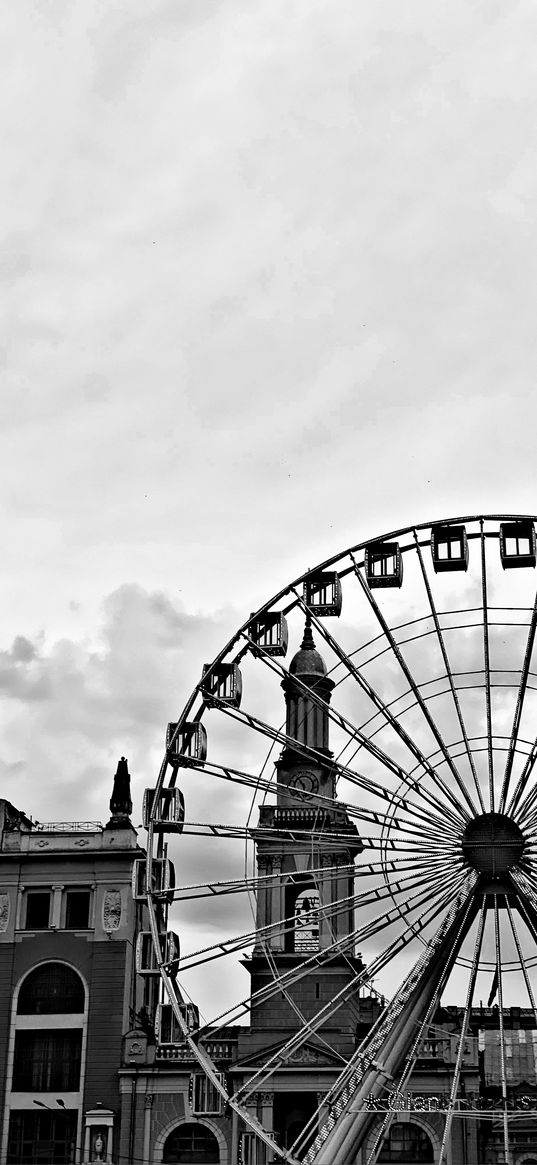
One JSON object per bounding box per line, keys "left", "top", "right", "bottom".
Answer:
{"left": 232, "top": 1036, "right": 343, "bottom": 1072}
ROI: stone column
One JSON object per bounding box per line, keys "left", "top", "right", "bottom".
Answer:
{"left": 51, "top": 884, "right": 64, "bottom": 928}
{"left": 15, "top": 885, "right": 24, "bottom": 930}
{"left": 259, "top": 1091, "right": 274, "bottom": 1136}
{"left": 143, "top": 1094, "right": 153, "bottom": 1165}
{"left": 230, "top": 1106, "right": 239, "bottom": 1164}
{"left": 271, "top": 858, "right": 284, "bottom": 951}
{"left": 320, "top": 854, "right": 334, "bottom": 949}
{"left": 255, "top": 856, "right": 270, "bottom": 948}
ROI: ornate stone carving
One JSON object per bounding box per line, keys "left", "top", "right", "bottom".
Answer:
{"left": 123, "top": 1030, "right": 149, "bottom": 1064}
{"left": 287, "top": 1046, "right": 325, "bottom": 1065}
{"left": 102, "top": 889, "right": 122, "bottom": 931}
{"left": 0, "top": 893, "right": 9, "bottom": 932}
{"left": 144, "top": 1094, "right": 154, "bottom": 1109}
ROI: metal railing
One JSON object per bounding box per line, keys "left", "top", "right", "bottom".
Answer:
{"left": 34, "top": 821, "right": 103, "bottom": 833}
{"left": 156, "top": 1040, "right": 237, "bottom": 1062}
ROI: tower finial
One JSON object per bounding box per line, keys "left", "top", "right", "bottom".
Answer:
{"left": 301, "top": 614, "right": 315, "bottom": 652}
{"left": 106, "top": 756, "right": 133, "bottom": 828}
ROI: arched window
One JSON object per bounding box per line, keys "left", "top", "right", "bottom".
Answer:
{"left": 294, "top": 888, "right": 320, "bottom": 952}
{"left": 163, "top": 1122, "right": 219, "bottom": 1163}
{"left": 18, "top": 962, "right": 85, "bottom": 1014}
{"left": 377, "top": 1121, "right": 434, "bottom": 1162}
{"left": 8, "top": 963, "right": 86, "bottom": 1163}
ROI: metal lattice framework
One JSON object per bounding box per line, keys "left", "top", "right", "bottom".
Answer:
{"left": 144, "top": 515, "right": 537, "bottom": 1165}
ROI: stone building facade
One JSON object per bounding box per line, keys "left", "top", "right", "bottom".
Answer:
{"left": 0, "top": 763, "right": 149, "bottom": 1164}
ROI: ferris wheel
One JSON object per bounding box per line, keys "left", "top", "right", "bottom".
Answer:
{"left": 143, "top": 514, "right": 537, "bottom": 1165}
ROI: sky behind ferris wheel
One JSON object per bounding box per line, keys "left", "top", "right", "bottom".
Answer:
{"left": 2, "top": 0, "right": 537, "bottom": 826}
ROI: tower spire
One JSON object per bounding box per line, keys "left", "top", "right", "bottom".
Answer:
{"left": 278, "top": 618, "right": 334, "bottom": 765}
{"left": 300, "top": 612, "right": 315, "bottom": 652}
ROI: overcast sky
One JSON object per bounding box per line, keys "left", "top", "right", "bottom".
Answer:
{"left": 3, "top": 0, "right": 537, "bottom": 836}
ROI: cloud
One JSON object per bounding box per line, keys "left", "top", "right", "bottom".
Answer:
{"left": 0, "top": 584, "right": 240, "bottom": 823}
{"left": 3, "top": 1, "right": 537, "bottom": 641}
{"left": 3, "top": 0, "right": 537, "bottom": 1024}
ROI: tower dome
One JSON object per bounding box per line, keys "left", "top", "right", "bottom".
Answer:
{"left": 289, "top": 617, "right": 327, "bottom": 678}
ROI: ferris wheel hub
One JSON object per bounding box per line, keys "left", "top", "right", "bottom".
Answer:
{"left": 461, "top": 812, "right": 525, "bottom": 878}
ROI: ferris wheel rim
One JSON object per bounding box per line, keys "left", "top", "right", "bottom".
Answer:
{"left": 166, "top": 514, "right": 537, "bottom": 736}
{"left": 145, "top": 512, "right": 537, "bottom": 1164}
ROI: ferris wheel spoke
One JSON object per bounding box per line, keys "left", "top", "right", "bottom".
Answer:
{"left": 201, "top": 877, "right": 417, "bottom": 1036}
{"left": 179, "top": 819, "right": 362, "bottom": 844}
{"left": 493, "top": 894, "right": 511, "bottom": 1165}
{"left": 514, "top": 782, "right": 537, "bottom": 831}
{"left": 378, "top": 852, "right": 465, "bottom": 895}
{"left": 350, "top": 554, "right": 473, "bottom": 820}
{"left": 241, "top": 627, "right": 422, "bottom": 790}
{"left": 261, "top": 940, "right": 350, "bottom": 1069}
{"left": 243, "top": 876, "right": 467, "bottom": 1088}
{"left": 240, "top": 628, "right": 465, "bottom": 836}
{"left": 412, "top": 530, "right": 485, "bottom": 815}
{"left": 203, "top": 698, "right": 466, "bottom": 838}
{"left": 184, "top": 861, "right": 460, "bottom": 991}
{"left": 175, "top": 819, "right": 462, "bottom": 858}
{"left": 203, "top": 914, "right": 373, "bottom": 1035}
{"left": 320, "top": 873, "right": 476, "bottom": 1114}
{"left": 506, "top": 736, "right": 537, "bottom": 820}
{"left": 366, "top": 987, "right": 448, "bottom": 1165}
{"left": 163, "top": 852, "right": 463, "bottom": 907}
{"left": 145, "top": 914, "right": 292, "bottom": 1163}
{"left": 164, "top": 860, "right": 357, "bottom": 903}
{"left": 499, "top": 589, "right": 537, "bottom": 813}
{"left": 176, "top": 882, "right": 384, "bottom": 973}
{"left": 302, "top": 878, "right": 478, "bottom": 1165}
{"left": 510, "top": 867, "right": 537, "bottom": 916}
{"left": 292, "top": 590, "right": 470, "bottom": 827}
{"left": 438, "top": 898, "right": 487, "bottom": 1165}
{"left": 346, "top": 769, "right": 463, "bottom": 839}
{"left": 233, "top": 869, "right": 473, "bottom": 1106}
{"left": 181, "top": 755, "right": 459, "bottom": 842}
{"left": 505, "top": 898, "right": 537, "bottom": 1024}
{"left": 480, "top": 521, "right": 496, "bottom": 812}
{"left": 365, "top": 896, "right": 478, "bottom": 1165}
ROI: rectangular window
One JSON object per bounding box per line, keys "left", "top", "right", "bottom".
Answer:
{"left": 25, "top": 891, "right": 51, "bottom": 930}
{"left": 7, "top": 1111, "right": 77, "bottom": 1165}
{"left": 190, "top": 1072, "right": 224, "bottom": 1115}
{"left": 506, "top": 535, "right": 531, "bottom": 556}
{"left": 64, "top": 889, "right": 91, "bottom": 929}
{"left": 240, "top": 1132, "right": 269, "bottom": 1165}
{"left": 13, "top": 1030, "right": 82, "bottom": 1092}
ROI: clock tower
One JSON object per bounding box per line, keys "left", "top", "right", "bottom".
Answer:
{"left": 242, "top": 617, "right": 363, "bottom": 1048}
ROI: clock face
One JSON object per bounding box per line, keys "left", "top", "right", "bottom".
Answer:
{"left": 289, "top": 771, "right": 319, "bottom": 798}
